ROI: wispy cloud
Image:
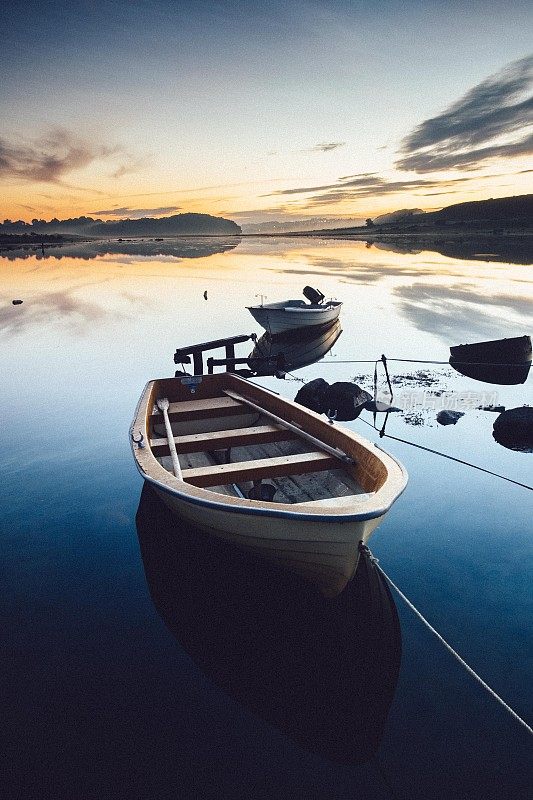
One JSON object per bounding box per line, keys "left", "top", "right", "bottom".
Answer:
{"left": 260, "top": 57, "right": 532, "bottom": 210}
{"left": 88, "top": 205, "right": 181, "bottom": 218}
{"left": 111, "top": 155, "right": 147, "bottom": 179}
{"left": 265, "top": 173, "right": 474, "bottom": 206}
{"left": 0, "top": 128, "right": 119, "bottom": 184}
{"left": 309, "top": 141, "right": 346, "bottom": 152}
{"left": 396, "top": 55, "right": 533, "bottom": 172}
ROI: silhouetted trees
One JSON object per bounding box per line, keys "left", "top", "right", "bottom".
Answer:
{"left": 0, "top": 213, "right": 241, "bottom": 236}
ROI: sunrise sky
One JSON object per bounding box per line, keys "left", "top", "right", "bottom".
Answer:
{"left": 1, "top": 0, "right": 531, "bottom": 225}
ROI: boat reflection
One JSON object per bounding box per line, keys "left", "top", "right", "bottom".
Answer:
{"left": 247, "top": 320, "right": 342, "bottom": 376}
{"left": 135, "top": 484, "right": 401, "bottom": 764}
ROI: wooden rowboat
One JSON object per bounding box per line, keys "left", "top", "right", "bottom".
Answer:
{"left": 130, "top": 372, "right": 407, "bottom": 597}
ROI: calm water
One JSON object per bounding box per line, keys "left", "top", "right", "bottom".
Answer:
{"left": 1, "top": 237, "right": 532, "bottom": 799}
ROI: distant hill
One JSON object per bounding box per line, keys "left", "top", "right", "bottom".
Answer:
{"left": 373, "top": 208, "right": 424, "bottom": 225}
{"left": 371, "top": 194, "right": 533, "bottom": 230}
{"left": 292, "top": 194, "right": 533, "bottom": 236}
{"left": 0, "top": 212, "right": 241, "bottom": 237}
{"left": 429, "top": 194, "right": 533, "bottom": 224}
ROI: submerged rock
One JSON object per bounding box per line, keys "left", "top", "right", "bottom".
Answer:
{"left": 436, "top": 410, "right": 464, "bottom": 426}
{"left": 493, "top": 406, "right": 533, "bottom": 452}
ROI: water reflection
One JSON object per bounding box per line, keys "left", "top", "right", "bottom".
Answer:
{"left": 173, "top": 322, "right": 342, "bottom": 378}
{"left": 370, "top": 235, "right": 533, "bottom": 266}
{"left": 393, "top": 283, "right": 533, "bottom": 343}
{"left": 0, "top": 287, "right": 111, "bottom": 336}
{"left": 247, "top": 320, "right": 342, "bottom": 375}
{"left": 135, "top": 485, "right": 401, "bottom": 764}
{"left": 0, "top": 237, "right": 240, "bottom": 261}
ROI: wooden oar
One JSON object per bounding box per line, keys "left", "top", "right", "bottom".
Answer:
{"left": 223, "top": 389, "right": 355, "bottom": 465}
{"left": 156, "top": 397, "right": 183, "bottom": 479}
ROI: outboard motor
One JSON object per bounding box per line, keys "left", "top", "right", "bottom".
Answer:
{"left": 303, "top": 286, "right": 325, "bottom": 305}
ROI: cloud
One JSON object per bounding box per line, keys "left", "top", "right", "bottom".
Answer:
{"left": 266, "top": 174, "right": 384, "bottom": 197}
{"left": 309, "top": 141, "right": 346, "bottom": 152}
{"left": 259, "top": 57, "right": 532, "bottom": 210}
{"left": 88, "top": 205, "right": 181, "bottom": 218}
{"left": 112, "top": 154, "right": 147, "bottom": 179}
{"left": 265, "top": 173, "right": 474, "bottom": 206}
{"left": 0, "top": 127, "right": 119, "bottom": 184}
{"left": 396, "top": 55, "right": 533, "bottom": 172}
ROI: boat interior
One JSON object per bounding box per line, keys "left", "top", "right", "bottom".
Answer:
{"left": 145, "top": 377, "right": 382, "bottom": 506}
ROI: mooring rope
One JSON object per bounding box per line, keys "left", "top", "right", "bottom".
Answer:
{"left": 318, "top": 356, "right": 530, "bottom": 367}
{"left": 361, "top": 545, "right": 533, "bottom": 737}
{"left": 358, "top": 417, "right": 533, "bottom": 491}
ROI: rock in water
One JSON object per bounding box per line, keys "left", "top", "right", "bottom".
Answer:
{"left": 436, "top": 410, "right": 464, "bottom": 425}
{"left": 493, "top": 406, "right": 533, "bottom": 452}
{"left": 295, "top": 379, "right": 372, "bottom": 421}
{"left": 325, "top": 382, "right": 372, "bottom": 421}
{"left": 294, "top": 378, "right": 330, "bottom": 414}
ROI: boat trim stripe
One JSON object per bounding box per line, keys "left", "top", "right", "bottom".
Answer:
{"left": 133, "top": 460, "right": 398, "bottom": 522}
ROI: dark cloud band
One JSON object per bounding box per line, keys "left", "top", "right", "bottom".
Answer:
{"left": 309, "top": 142, "right": 346, "bottom": 152}
{"left": 89, "top": 206, "right": 181, "bottom": 218}
{"left": 396, "top": 55, "right": 533, "bottom": 172}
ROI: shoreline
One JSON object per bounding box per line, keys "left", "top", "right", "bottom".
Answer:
{"left": 1, "top": 230, "right": 532, "bottom": 265}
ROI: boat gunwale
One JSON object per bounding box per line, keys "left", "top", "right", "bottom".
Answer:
{"left": 130, "top": 373, "right": 407, "bottom": 522}
{"left": 449, "top": 334, "right": 532, "bottom": 362}
{"left": 246, "top": 300, "right": 342, "bottom": 312}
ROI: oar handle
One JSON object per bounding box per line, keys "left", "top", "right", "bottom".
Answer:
{"left": 157, "top": 399, "right": 183, "bottom": 480}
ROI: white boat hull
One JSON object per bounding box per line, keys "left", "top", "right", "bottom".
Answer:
{"left": 248, "top": 301, "right": 342, "bottom": 334}
{"left": 151, "top": 481, "right": 383, "bottom": 596}
{"left": 131, "top": 373, "right": 407, "bottom": 597}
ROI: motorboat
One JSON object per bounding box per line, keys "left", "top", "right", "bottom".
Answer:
{"left": 247, "top": 286, "right": 342, "bottom": 335}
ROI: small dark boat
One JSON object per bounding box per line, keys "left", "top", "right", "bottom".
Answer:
{"left": 135, "top": 484, "right": 401, "bottom": 764}
{"left": 449, "top": 335, "right": 532, "bottom": 385}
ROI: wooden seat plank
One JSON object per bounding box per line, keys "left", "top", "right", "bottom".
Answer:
{"left": 182, "top": 451, "right": 338, "bottom": 488}
{"left": 150, "top": 424, "right": 298, "bottom": 455}
{"left": 151, "top": 396, "right": 245, "bottom": 423}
